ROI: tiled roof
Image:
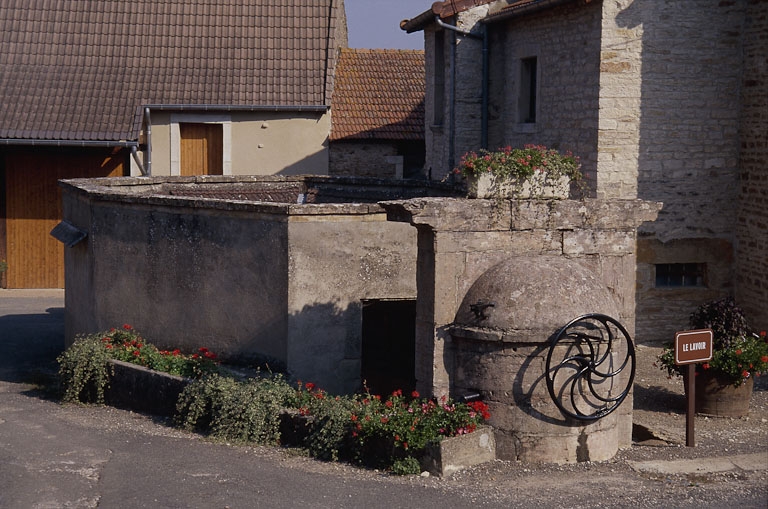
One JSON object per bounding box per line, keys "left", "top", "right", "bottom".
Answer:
{"left": 401, "top": 0, "right": 578, "bottom": 33}
{"left": 330, "top": 49, "right": 424, "bottom": 142}
{"left": 0, "top": 0, "right": 343, "bottom": 142}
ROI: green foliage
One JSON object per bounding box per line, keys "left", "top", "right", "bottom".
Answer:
{"left": 658, "top": 297, "right": 768, "bottom": 386}
{"left": 175, "top": 373, "right": 296, "bottom": 445}
{"left": 391, "top": 456, "right": 422, "bottom": 476}
{"left": 57, "top": 325, "right": 221, "bottom": 404}
{"left": 292, "top": 384, "right": 490, "bottom": 473}
{"left": 101, "top": 325, "right": 219, "bottom": 377}
{"left": 455, "top": 145, "right": 581, "bottom": 182}
{"left": 0, "top": 259, "right": 7, "bottom": 274}
{"left": 57, "top": 334, "right": 114, "bottom": 404}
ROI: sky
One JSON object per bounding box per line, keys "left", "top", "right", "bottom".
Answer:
{"left": 345, "top": 0, "right": 435, "bottom": 50}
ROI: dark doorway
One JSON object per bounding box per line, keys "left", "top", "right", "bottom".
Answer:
{"left": 360, "top": 299, "right": 416, "bottom": 397}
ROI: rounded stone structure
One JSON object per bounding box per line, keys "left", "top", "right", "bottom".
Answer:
{"left": 450, "top": 255, "right": 632, "bottom": 464}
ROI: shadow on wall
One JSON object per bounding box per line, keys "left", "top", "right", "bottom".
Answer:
{"left": 283, "top": 299, "right": 417, "bottom": 396}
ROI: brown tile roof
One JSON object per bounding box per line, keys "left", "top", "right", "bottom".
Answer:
{"left": 330, "top": 48, "right": 424, "bottom": 142}
{"left": 401, "top": 0, "right": 581, "bottom": 33}
{"left": 0, "top": 0, "right": 343, "bottom": 143}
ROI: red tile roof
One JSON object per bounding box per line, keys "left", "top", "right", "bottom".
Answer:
{"left": 330, "top": 49, "right": 424, "bottom": 142}
{"left": 0, "top": 0, "right": 343, "bottom": 143}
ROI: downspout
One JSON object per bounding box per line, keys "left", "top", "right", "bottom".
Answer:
{"left": 130, "top": 146, "right": 146, "bottom": 176}
{"left": 434, "top": 16, "right": 489, "bottom": 169}
{"left": 144, "top": 107, "right": 152, "bottom": 176}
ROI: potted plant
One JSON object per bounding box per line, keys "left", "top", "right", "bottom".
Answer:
{"left": 658, "top": 297, "right": 768, "bottom": 417}
{"left": 453, "top": 144, "right": 582, "bottom": 199}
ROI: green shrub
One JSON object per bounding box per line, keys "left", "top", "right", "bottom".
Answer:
{"left": 391, "top": 457, "right": 422, "bottom": 476}
{"left": 175, "top": 373, "right": 296, "bottom": 445}
{"left": 57, "top": 325, "right": 221, "bottom": 404}
{"left": 57, "top": 334, "right": 114, "bottom": 403}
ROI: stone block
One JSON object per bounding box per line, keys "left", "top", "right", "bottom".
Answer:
{"left": 421, "top": 426, "right": 496, "bottom": 477}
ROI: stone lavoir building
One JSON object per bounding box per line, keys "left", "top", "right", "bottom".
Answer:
{"left": 402, "top": 0, "right": 767, "bottom": 341}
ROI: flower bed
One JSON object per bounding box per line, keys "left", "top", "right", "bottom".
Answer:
{"left": 58, "top": 326, "right": 495, "bottom": 476}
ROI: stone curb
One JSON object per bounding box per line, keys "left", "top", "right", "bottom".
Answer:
{"left": 628, "top": 452, "right": 768, "bottom": 475}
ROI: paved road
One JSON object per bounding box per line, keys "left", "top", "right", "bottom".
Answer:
{"left": 1, "top": 290, "right": 766, "bottom": 508}
{"left": 0, "top": 290, "right": 503, "bottom": 508}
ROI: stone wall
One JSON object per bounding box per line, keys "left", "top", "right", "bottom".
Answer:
{"left": 488, "top": 1, "right": 603, "bottom": 190}
{"left": 329, "top": 141, "right": 402, "bottom": 178}
{"left": 383, "top": 197, "right": 661, "bottom": 456}
{"left": 59, "top": 176, "right": 451, "bottom": 395}
{"left": 627, "top": 0, "right": 746, "bottom": 342}
{"left": 736, "top": 0, "right": 768, "bottom": 332}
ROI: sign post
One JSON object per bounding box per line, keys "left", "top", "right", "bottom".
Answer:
{"left": 674, "top": 329, "right": 713, "bottom": 447}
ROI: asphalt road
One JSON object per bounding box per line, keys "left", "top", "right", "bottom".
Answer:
{"left": 1, "top": 290, "right": 766, "bottom": 508}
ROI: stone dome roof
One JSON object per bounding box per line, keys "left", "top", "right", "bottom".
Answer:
{"left": 453, "top": 256, "right": 622, "bottom": 342}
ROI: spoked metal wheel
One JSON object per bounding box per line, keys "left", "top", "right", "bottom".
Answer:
{"left": 545, "top": 314, "right": 635, "bottom": 421}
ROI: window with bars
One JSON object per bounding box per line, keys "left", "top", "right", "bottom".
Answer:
{"left": 655, "top": 263, "right": 707, "bottom": 288}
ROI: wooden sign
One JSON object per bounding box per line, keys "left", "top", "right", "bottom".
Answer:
{"left": 674, "top": 328, "right": 714, "bottom": 448}
{"left": 675, "top": 329, "right": 713, "bottom": 365}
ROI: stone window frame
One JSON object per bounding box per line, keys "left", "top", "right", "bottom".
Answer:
{"left": 169, "top": 113, "right": 232, "bottom": 176}
{"left": 513, "top": 44, "right": 541, "bottom": 134}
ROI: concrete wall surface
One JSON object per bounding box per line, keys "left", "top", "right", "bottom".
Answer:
{"left": 58, "top": 176, "right": 456, "bottom": 394}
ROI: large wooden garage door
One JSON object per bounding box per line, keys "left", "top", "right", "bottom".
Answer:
{"left": 2, "top": 148, "right": 125, "bottom": 288}
{"left": 180, "top": 123, "right": 223, "bottom": 176}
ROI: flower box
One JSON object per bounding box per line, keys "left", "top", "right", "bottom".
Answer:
{"left": 467, "top": 172, "right": 571, "bottom": 200}
{"left": 420, "top": 426, "right": 496, "bottom": 476}
{"left": 105, "top": 359, "right": 191, "bottom": 417}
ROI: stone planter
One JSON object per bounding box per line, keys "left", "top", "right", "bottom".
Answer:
{"left": 467, "top": 172, "right": 570, "bottom": 199}
{"left": 105, "top": 359, "right": 191, "bottom": 417}
{"left": 420, "top": 426, "right": 496, "bottom": 477}
{"left": 684, "top": 370, "right": 754, "bottom": 418}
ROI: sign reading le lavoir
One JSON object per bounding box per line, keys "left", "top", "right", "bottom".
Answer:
{"left": 674, "top": 329, "right": 713, "bottom": 365}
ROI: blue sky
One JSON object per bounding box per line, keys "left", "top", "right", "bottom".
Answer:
{"left": 345, "top": 0, "right": 434, "bottom": 49}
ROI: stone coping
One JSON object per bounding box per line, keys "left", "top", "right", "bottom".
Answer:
{"left": 59, "top": 175, "right": 463, "bottom": 217}
{"left": 381, "top": 197, "right": 663, "bottom": 231}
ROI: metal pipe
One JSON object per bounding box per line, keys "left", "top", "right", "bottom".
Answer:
{"left": 141, "top": 104, "right": 329, "bottom": 113}
{"left": 0, "top": 139, "right": 139, "bottom": 148}
{"left": 130, "top": 145, "right": 147, "bottom": 176}
{"left": 144, "top": 107, "right": 152, "bottom": 176}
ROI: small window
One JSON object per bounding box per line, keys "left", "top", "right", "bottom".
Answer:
{"left": 655, "top": 263, "right": 707, "bottom": 288}
{"left": 519, "top": 57, "right": 537, "bottom": 124}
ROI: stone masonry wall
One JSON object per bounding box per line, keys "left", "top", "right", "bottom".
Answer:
{"left": 383, "top": 198, "right": 661, "bottom": 451}
{"left": 488, "top": 1, "right": 603, "bottom": 190}
{"left": 611, "top": 1, "right": 747, "bottom": 343}
{"left": 329, "top": 142, "right": 400, "bottom": 178}
{"left": 597, "top": 0, "right": 643, "bottom": 198}
{"left": 736, "top": 0, "right": 768, "bottom": 332}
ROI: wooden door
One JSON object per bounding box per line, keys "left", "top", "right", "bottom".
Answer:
{"left": 179, "top": 123, "right": 223, "bottom": 176}
{"left": 2, "top": 148, "right": 125, "bottom": 288}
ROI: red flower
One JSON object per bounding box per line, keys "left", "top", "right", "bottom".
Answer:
{"left": 380, "top": 417, "right": 389, "bottom": 424}
{"left": 132, "top": 350, "right": 140, "bottom": 357}
{"left": 391, "top": 389, "right": 402, "bottom": 397}
{"left": 742, "top": 370, "right": 750, "bottom": 379}
{"left": 385, "top": 400, "right": 393, "bottom": 408}
{"left": 203, "top": 351, "right": 217, "bottom": 359}
{"left": 761, "top": 356, "right": 768, "bottom": 363}
{"left": 314, "top": 392, "right": 325, "bottom": 400}
{"left": 736, "top": 349, "right": 743, "bottom": 356}
{"left": 411, "top": 390, "right": 420, "bottom": 398}
{"left": 123, "top": 324, "right": 132, "bottom": 330}
{"left": 350, "top": 414, "right": 358, "bottom": 422}
{"left": 305, "top": 382, "right": 315, "bottom": 391}
{"left": 702, "top": 363, "right": 710, "bottom": 370}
